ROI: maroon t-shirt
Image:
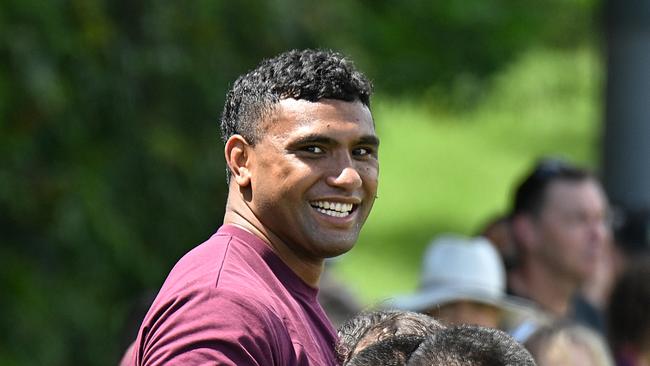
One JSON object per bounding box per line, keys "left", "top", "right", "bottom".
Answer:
{"left": 130, "top": 225, "right": 339, "bottom": 365}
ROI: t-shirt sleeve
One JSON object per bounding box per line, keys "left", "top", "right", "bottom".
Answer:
{"left": 134, "top": 288, "right": 292, "bottom": 366}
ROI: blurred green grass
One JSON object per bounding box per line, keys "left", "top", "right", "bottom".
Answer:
{"left": 334, "top": 46, "right": 603, "bottom": 304}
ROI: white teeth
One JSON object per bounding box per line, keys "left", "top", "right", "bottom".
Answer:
{"left": 315, "top": 208, "right": 350, "bottom": 218}
{"left": 311, "top": 201, "right": 355, "bottom": 217}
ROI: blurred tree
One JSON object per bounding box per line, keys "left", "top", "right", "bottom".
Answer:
{"left": 307, "top": 0, "right": 599, "bottom": 97}
{"left": 0, "top": 0, "right": 598, "bottom": 364}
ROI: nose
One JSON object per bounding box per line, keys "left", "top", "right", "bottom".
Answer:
{"left": 327, "top": 166, "right": 362, "bottom": 191}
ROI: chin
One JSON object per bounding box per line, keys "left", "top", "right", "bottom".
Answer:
{"left": 326, "top": 245, "right": 355, "bottom": 258}
{"left": 313, "top": 239, "right": 356, "bottom": 258}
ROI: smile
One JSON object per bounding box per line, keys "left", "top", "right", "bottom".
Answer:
{"left": 310, "top": 201, "right": 355, "bottom": 218}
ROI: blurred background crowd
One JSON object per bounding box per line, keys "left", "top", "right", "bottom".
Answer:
{"left": 2, "top": 0, "right": 649, "bottom": 365}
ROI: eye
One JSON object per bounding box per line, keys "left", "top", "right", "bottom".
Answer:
{"left": 304, "top": 146, "right": 324, "bottom": 154}
{"left": 353, "top": 147, "right": 375, "bottom": 157}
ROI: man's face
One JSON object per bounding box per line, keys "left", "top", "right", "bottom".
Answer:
{"left": 246, "top": 98, "right": 378, "bottom": 262}
{"left": 530, "top": 179, "right": 609, "bottom": 283}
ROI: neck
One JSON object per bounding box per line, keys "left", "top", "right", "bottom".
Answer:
{"left": 509, "top": 258, "right": 578, "bottom": 317}
{"left": 223, "top": 195, "right": 324, "bottom": 288}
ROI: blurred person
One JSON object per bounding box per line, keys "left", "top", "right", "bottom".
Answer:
{"left": 508, "top": 158, "right": 610, "bottom": 332}
{"left": 579, "top": 233, "right": 620, "bottom": 314}
{"left": 480, "top": 206, "right": 616, "bottom": 336}
{"left": 524, "top": 321, "right": 613, "bottom": 366}
{"left": 553, "top": 204, "right": 650, "bottom": 321}
{"left": 481, "top": 215, "right": 518, "bottom": 271}
{"left": 481, "top": 212, "right": 618, "bottom": 336}
{"left": 607, "top": 256, "right": 650, "bottom": 366}
{"left": 336, "top": 309, "right": 445, "bottom": 365}
{"left": 408, "top": 325, "right": 536, "bottom": 366}
{"left": 128, "top": 49, "right": 379, "bottom": 365}
{"left": 390, "top": 235, "right": 530, "bottom": 330}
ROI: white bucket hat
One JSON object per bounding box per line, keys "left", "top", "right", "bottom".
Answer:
{"left": 390, "top": 234, "right": 513, "bottom": 312}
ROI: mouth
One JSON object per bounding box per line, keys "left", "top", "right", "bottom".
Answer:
{"left": 310, "top": 200, "right": 357, "bottom": 218}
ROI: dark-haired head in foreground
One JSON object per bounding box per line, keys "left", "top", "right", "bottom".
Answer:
{"left": 408, "top": 325, "right": 536, "bottom": 366}
{"left": 346, "top": 334, "right": 426, "bottom": 366}
{"left": 337, "top": 309, "right": 444, "bottom": 365}
{"left": 339, "top": 311, "right": 535, "bottom": 366}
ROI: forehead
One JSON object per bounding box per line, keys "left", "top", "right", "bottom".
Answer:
{"left": 542, "top": 179, "right": 606, "bottom": 211}
{"left": 262, "top": 98, "right": 375, "bottom": 139}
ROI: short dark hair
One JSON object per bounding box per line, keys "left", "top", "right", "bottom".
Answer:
{"left": 408, "top": 325, "right": 536, "bottom": 366}
{"left": 220, "top": 48, "right": 373, "bottom": 146}
{"left": 608, "top": 256, "right": 650, "bottom": 354}
{"left": 512, "top": 158, "right": 593, "bottom": 217}
{"left": 337, "top": 310, "right": 444, "bottom": 365}
{"left": 346, "top": 334, "right": 425, "bottom": 366}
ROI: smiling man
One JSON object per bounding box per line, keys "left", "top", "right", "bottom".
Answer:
{"left": 129, "top": 49, "right": 378, "bottom": 365}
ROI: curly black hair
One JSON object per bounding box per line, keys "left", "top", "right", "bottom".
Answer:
{"left": 219, "top": 49, "right": 373, "bottom": 146}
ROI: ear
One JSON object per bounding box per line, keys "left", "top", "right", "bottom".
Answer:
{"left": 224, "top": 134, "right": 252, "bottom": 187}
{"left": 511, "top": 214, "right": 538, "bottom": 253}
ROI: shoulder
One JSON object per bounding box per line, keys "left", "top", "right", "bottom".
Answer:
{"left": 160, "top": 229, "right": 267, "bottom": 295}
{"left": 135, "top": 287, "right": 293, "bottom": 366}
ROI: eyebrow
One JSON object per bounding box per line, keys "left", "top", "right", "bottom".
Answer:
{"left": 290, "top": 134, "right": 337, "bottom": 147}
{"left": 288, "top": 134, "right": 380, "bottom": 148}
{"left": 358, "top": 135, "right": 380, "bottom": 147}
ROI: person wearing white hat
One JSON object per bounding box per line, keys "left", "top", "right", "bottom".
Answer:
{"left": 390, "top": 234, "right": 531, "bottom": 330}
